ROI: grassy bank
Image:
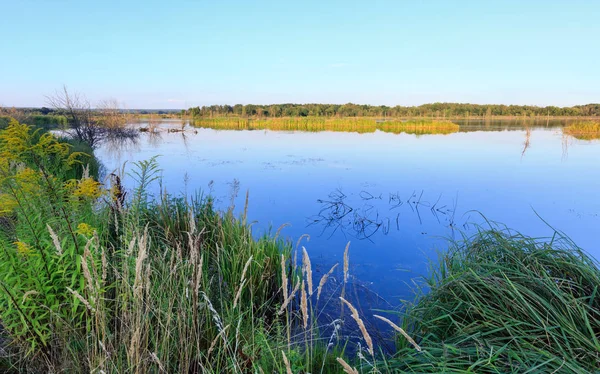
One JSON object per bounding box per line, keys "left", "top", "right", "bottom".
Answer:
{"left": 192, "top": 117, "right": 460, "bottom": 135}
{"left": 564, "top": 121, "right": 600, "bottom": 140}
{"left": 1, "top": 119, "right": 598, "bottom": 373}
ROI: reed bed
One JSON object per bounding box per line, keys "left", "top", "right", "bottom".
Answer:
{"left": 563, "top": 121, "right": 600, "bottom": 140}
{"left": 192, "top": 117, "right": 460, "bottom": 135}
{"left": 377, "top": 119, "right": 460, "bottom": 135}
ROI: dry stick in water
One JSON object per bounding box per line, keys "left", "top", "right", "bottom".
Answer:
{"left": 302, "top": 247, "right": 313, "bottom": 295}
{"left": 336, "top": 357, "right": 359, "bottom": 374}
{"left": 339, "top": 297, "right": 374, "bottom": 356}
{"left": 317, "top": 263, "right": 339, "bottom": 301}
{"left": 373, "top": 315, "right": 422, "bottom": 352}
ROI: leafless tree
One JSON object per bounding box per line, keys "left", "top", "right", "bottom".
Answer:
{"left": 46, "top": 86, "right": 136, "bottom": 148}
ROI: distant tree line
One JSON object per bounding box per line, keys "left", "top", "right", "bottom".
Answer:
{"left": 182, "top": 103, "right": 600, "bottom": 118}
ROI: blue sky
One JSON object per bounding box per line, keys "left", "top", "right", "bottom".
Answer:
{"left": 2, "top": 0, "right": 599, "bottom": 109}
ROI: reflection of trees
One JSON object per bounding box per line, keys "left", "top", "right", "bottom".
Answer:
{"left": 308, "top": 189, "right": 465, "bottom": 241}
{"left": 102, "top": 134, "right": 141, "bottom": 161}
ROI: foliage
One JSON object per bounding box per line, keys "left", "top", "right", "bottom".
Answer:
{"left": 184, "top": 102, "right": 600, "bottom": 119}
{"left": 0, "top": 119, "right": 101, "bottom": 364}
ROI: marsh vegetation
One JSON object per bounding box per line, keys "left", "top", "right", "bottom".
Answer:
{"left": 563, "top": 121, "right": 600, "bottom": 140}
{"left": 0, "top": 118, "right": 599, "bottom": 373}
{"left": 192, "top": 117, "right": 460, "bottom": 135}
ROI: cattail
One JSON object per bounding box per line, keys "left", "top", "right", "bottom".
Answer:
{"left": 317, "top": 263, "right": 339, "bottom": 301}
{"left": 336, "top": 357, "right": 358, "bottom": 374}
{"left": 374, "top": 315, "right": 422, "bottom": 352}
{"left": 46, "top": 224, "right": 62, "bottom": 256}
{"left": 301, "top": 280, "right": 308, "bottom": 329}
{"left": 340, "top": 297, "right": 373, "bottom": 355}
{"left": 302, "top": 247, "right": 313, "bottom": 296}
{"left": 280, "top": 254, "right": 288, "bottom": 300}
{"left": 281, "top": 351, "right": 293, "bottom": 374}
{"left": 343, "top": 242, "right": 350, "bottom": 283}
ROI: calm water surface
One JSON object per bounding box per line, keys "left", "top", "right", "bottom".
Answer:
{"left": 96, "top": 120, "right": 600, "bottom": 304}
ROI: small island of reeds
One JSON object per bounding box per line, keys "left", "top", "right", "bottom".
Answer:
{"left": 191, "top": 117, "right": 460, "bottom": 135}
{"left": 563, "top": 121, "right": 600, "bottom": 140}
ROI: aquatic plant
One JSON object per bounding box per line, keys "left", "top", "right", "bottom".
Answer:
{"left": 563, "top": 121, "right": 600, "bottom": 140}
{"left": 192, "top": 117, "right": 460, "bottom": 135}
{"left": 377, "top": 119, "right": 460, "bottom": 135}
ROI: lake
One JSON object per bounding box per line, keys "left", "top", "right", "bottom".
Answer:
{"left": 95, "top": 119, "right": 600, "bottom": 306}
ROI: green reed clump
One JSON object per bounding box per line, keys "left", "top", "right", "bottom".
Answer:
{"left": 385, "top": 227, "right": 600, "bottom": 373}
{"left": 192, "top": 117, "right": 461, "bottom": 135}
{"left": 377, "top": 119, "right": 460, "bottom": 135}
{"left": 563, "top": 121, "right": 600, "bottom": 140}
{"left": 192, "top": 117, "right": 377, "bottom": 133}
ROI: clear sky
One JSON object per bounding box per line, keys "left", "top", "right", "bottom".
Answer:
{"left": 2, "top": 0, "right": 599, "bottom": 109}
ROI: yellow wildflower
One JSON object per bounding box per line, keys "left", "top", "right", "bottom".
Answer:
{"left": 0, "top": 193, "right": 18, "bottom": 216}
{"left": 73, "top": 178, "right": 103, "bottom": 200}
{"left": 76, "top": 223, "right": 95, "bottom": 237}
{"left": 14, "top": 241, "right": 31, "bottom": 256}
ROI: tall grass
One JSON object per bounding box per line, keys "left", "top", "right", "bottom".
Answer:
{"left": 386, "top": 227, "right": 600, "bottom": 373}
{"left": 377, "top": 119, "right": 460, "bottom": 135}
{"left": 192, "top": 117, "right": 460, "bottom": 135}
{"left": 563, "top": 121, "right": 600, "bottom": 140}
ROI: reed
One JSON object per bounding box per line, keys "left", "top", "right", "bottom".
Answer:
{"left": 192, "top": 116, "right": 460, "bottom": 135}
{"left": 563, "top": 121, "right": 600, "bottom": 140}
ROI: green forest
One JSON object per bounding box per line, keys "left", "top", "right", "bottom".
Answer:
{"left": 183, "top": 102, "right": 600, "bottom": 118}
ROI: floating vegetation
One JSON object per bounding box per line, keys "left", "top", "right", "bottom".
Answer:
{"left": 563, "top": 121, "right": 600, "bottom": 140}
{"left": 192, "top": 117, "right": 459, "bottom": 135}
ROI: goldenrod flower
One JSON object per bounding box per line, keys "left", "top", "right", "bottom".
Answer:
{"left": 76, "top": 223, "right": 95, "bottom": 237}
{"left": 73, "top": 178, "right": 103, "bottom": 200}
{"left": 14, "top": 241, "right": 31, "bottom": 256}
